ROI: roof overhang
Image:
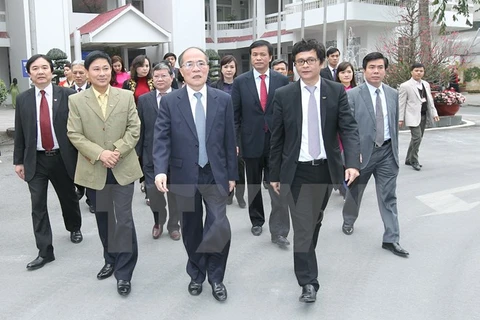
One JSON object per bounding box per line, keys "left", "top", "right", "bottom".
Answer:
{"left": 72, "top": 4, "right": 171, "bottom": 49}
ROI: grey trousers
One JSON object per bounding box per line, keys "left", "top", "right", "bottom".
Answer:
{"left": 406, "top": 115, "right": 427, "bottom": 165}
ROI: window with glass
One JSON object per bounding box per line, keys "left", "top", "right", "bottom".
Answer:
{"left": 72, "top": 0, "right": 108, "bottom": 14}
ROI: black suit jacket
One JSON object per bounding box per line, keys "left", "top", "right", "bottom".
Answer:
{"left": 320, "top": 67, "right": 334, "bottom": 81}
{"left": 232, "top": 69, "right": 289, "bottom": 158}
{"left": 13, "top": 85, "right": 78, "bottom": 182}
{"left": 153, "top": 86, "right": 238, "bottom": 197}
{"left": 136, "top": 89, "right": 176, "bottom": 183}
{"left": 269, "top": 79, "right": 360, "bottom": 193}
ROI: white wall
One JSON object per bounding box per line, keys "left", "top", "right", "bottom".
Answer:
{"left": 5, "top": 0, "right": 30, "bottom": 91}
{"left": 0, "top": 47, "right": 9, "bottom": 85}
{"left": 171, "top": 0, "right": 206, "bottom": 57}
{"left": 31, "top": 0, "right": 70, "bottom": 58}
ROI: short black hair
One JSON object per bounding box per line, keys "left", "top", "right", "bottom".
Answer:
{"left": 362, "top": 52, "right": 389, "bottom": 70}
{"left": 292, "top": 39, "right": 326, "bottom": 64}
{"left": 249, "top": 40, "right": 273, "bottom": 56}
{"left": 26, "top": 54, "right": 54, "bottom": 73}
{"left": 410, "top": 62, "right": 425, "bottom": 71}
{"left": 84, "top": 50, "right": 112, "bottom": 70}
{"left": 271, "top": 59, "right": 287, "bottom": 69}
{"left": 163, "top": 52, "right": 177, "bottom": 60}
{"left": 326, "top": 47, "right": 340, "bottom": 57}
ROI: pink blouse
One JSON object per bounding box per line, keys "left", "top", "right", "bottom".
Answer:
{"left": 112, "top": 72, "right": 130, "bottom": 88}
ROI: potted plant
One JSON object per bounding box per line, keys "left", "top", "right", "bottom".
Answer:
{"left": 432, "top": 89, "right": 466, "bottom": 116}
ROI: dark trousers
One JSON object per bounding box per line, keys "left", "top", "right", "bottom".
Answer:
{"left": 147, "top": 185, "right": 180, "bottom": 232}
{"left": 288, "top": 162, "right": 332, "bottom": 290}
{"left": 87, "top": 169, "right": 138, "bottom": 281}
{"left": 27, "top": 152, "right": 81, "bottom": 257}
{"left": 228, "top": 157, "right": 246, "bottom": 201}
{"left": 176, "top": 165, "right": 231, "bottom": 285}
{"left": 406, "top": 115, "right": 427, "bottom": 165}
{"left": 342, "top": 144, "right": 400, "bottom": 243}
{"left": 243, "top": 133, "right": 290, "bottom": 237}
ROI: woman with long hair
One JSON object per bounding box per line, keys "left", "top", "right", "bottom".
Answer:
{"left": 122, "top": 55, "right": 154, "bottom": 104}
{"left": 110, "top": 55, "right": 130, "bottom": 88}
{"left": 211, "top": 55, "right": 246, "bottom": 208}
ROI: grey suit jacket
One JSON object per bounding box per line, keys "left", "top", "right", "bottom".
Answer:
{"left": 398, "top": 78, "right": 438, "bottom": 127}
{"left": 347, "top": 83, "right": 399, "bottom": 169}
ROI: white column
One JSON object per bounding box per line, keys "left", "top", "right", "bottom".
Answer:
{"left": 73, "top": 29, "right": 82, "bottom": 61}
{"left": 122, "top": 47, "right": 129, "bottom": 71}
{"left": 256, "top": 0, "right": 265, "bottom": 39}
{"left": 211, "top": 0, "right": 218, "bottom": 51}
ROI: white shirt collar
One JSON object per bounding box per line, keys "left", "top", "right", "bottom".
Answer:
{"left": 253, "top": 68, "right": 270, "bottom": 79}
{"left": 365, "top": 81, "right": 383, "bottom": 95}
{"left": 156, "top": 88, "right": 172, "bottom": 96}
{"left": 186, "top": 84, "right": 207, "bottom": 99}
{"left": 35, "top": 83, "right": 53, "bottom": 96}
{"left": 300, "top": 78, "right": 321, "bottom": 91}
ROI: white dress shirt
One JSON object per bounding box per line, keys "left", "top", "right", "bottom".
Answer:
{"left": 186, "top": 85, "right": 207, "bottom": 121}
{"left": 35, "top": 83, "right": 59, "bottom": 150}
{"left": 156, "top": 88, "right": 172, "bottom": 107}
{"left": 298, "top": 79, "right": 327, "bottom": 161}
{"left": 365, "top": 82, "right": 391, "bottom": 141}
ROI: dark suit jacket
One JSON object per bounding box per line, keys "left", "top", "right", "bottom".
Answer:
{"left": 136, "top": 89, "right": 176, "bottom": 184}
{"left": 320, "top": 67, "right": 334, "bottom": 81}
{"left": 71, "top": 83, "right": 90, "bottom": 91}
{"left": 13, "top": 85, "right": 78, "bottom": 182}
{"left": 232, "top": 69, "right": 289, "bottom": 158}
{"left": 153, "top": 86, "right": 238, "bottom": 197}
{"left": 270, "top": 79, "right": 361, "bottom": 194}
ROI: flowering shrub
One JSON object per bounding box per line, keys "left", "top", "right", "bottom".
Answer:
{"left": 0, "top": 79, "right": 8, "bottom": 105}
{"left": 433, "top": 89, "right": 466, "bottom": 106}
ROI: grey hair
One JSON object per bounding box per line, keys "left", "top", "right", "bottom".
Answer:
{"left": 71, "top": 60, "right": 85, "bottom": 67}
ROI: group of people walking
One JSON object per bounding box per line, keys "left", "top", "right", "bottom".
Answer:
{"left": 13, "top": 37, "right": 440, "bottom": 303}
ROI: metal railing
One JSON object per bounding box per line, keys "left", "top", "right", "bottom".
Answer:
{"left": 285, "top": 0, "right": 401, "bottom": 13}
{"left": 217, "top": 18, "right": 253, "bottom": 31}
{"left": 265, "top": 11, "right": 287, "bottom": 25}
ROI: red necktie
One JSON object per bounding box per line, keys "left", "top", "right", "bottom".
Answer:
{"left": 39, "top": 90, "right": 54, "bottom": 151}
{"left": 259, "top": 74, "right": 267, "bottom": 112}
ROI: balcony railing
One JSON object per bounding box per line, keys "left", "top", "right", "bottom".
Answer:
{"left": 285, "top": 0, "right": 401, "bottom": 13}
{"left": 265, "top": 11, "right": 287, "bottom": 25}
{"left": 217, "top": 18, "right": 253, "bottom": 31}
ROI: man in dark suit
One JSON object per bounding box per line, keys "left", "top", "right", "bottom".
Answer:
{"left": 69, "top": 59, "right": 92, "bottom": 208}
{"left": 319, "top": 47, "right": 340, "bottom": 81}
{"left": 13, "top": 54, "right": 83, "bottom": 271}
{"left": 154, "top": 47, "right": 237, "bottom": 302}
{"left": 342, "top": 52, "right": 409, "bottom": 258}
{"left": 136, "top": 61, "right": 181, "bottom": 240}
{"left": 270, "top": 39, "right": 360, "bottom": 303}
{"left": 163, "top": 52, "right": 184, "bottom": 89}
{"left": 67, "top": 51, "right": 143, "bottom": 296}
{"left": 231, "top": 40, "right": 290, "bottom": 245}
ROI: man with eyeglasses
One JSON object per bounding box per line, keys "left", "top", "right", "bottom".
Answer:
{"left": 154, "top": 47, "right": 237, "bottom": 302}
{"left": 270, "top": 39, "right": 360, "bottom": 303}
{"left": 231, "top": 40, "right": 290, "bottom": 247}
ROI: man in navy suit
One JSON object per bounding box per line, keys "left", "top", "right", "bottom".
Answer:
{"left": 154, "top": 47, "right": 237, "bottom": 302}
{"left": 136, "top": 61, "right": 180, "bottom": 240}
{"left": 231, "top": 40, "right": 290, "bottom": 245}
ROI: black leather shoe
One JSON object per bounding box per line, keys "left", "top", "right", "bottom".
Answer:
{"left": 237, "top": 198, "right": 246, "bottom": 208}
{"left": 271, "top": 235, "right": 290, "bottom": 247}
{"left": 97, "top": 263, "right": 114, "bottom": 280}
{"left": 75, "top": 187, "right": 85, "bottom": 200}
{"left": 88, "top": 204, "right": 95, "bottom": 213}
{"left": 227, "top": 194, "right": 233, "bottom": 205}
{"left": 342, "top": 225, "right": 354, "bottom": 235}
{"left": 70, "top": 230, "right": 83, "bottom": 244}
{"left": 299, "top": 284, "right": 317, "bottom": 303}
{"left": 405, "top": 160, "right": 422, "bottom": 167}
{"left": 251, "top": 226, "right": 262, "bottom": 236}
{"left": 188, "top": 281, "right": 203, "bottom": 296}
{"left": 26, "top": 255, "right": 55, "bottom": 271}
{"left": 211, "top": 282, "right": 227, "bottom": 301}
{"left": 382, "top": 242, "right": 409, "bottom": 258}
{"left": 411, "top": 163, "right": 421, "bottom": 171}
{"left": 117, "top": 280, "right": 131, "bottom": 296}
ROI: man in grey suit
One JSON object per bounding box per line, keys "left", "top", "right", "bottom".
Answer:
{"left": 342, "top": 52, "right": 409, "bottom": 258}
{"left": 399, "top": 62, "right": 439, "bottom": 171}
{"left": 136, "top": 61, "right": 180, "bottom": 240}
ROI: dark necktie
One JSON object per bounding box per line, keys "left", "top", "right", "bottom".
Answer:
{"left": 77, "top": 88, "right": 82, "bottom": 92}
{"left": 332, "top": 69, "right": 337, "bottom": 79}
{"left": 259, "top": 74, "right": 267, "bottom": 112}
{"left": 375, "top": 88, "right": 384, "bottom": 147}
{"left": 39, "top": 90, "right": 54, "bottom": 151}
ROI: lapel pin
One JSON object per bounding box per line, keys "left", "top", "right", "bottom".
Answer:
{"left": 322, "top": 96, "right": 326, "bottom": 100}
{"left": 54, "top": 99, "right": 57, "bottom": 102}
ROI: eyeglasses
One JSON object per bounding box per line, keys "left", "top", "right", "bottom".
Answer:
{"left": 181, "top": 60, "right": 208, "bottom": 70}
{"left": 294, "top": 58, "right": 318, "bottom": 66}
